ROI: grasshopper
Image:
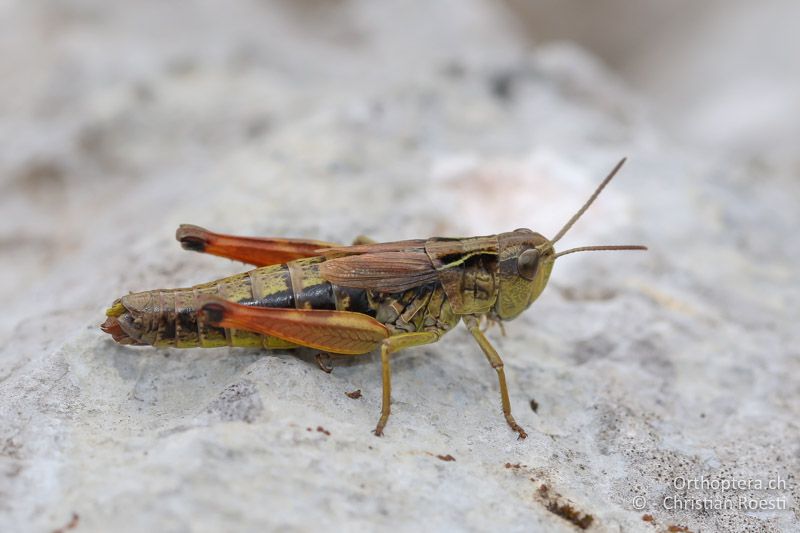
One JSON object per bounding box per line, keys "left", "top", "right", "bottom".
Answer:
{"left": 102, "top": 159, "right": 646, "bottom": 437}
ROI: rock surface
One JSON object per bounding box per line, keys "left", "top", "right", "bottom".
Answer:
{"left": 1, "top": 1, "right": 798, "bottom": 532}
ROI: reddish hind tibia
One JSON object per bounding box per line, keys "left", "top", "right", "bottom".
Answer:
{"left": 175, "top": 224, "right": 337, "bottom": 267}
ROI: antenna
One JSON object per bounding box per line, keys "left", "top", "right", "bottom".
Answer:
{"left": 554, "top": 244, "right": 647, "bottom": 258}
{"left": 551, "top": 158, "right": 627, "bottom": 244}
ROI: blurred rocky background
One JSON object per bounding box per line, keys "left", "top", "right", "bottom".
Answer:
{"left": 1, "top": 1, "right": 798, "bottom": 531}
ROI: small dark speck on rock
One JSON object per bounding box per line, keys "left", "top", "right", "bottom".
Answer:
{"left": 529, "top": 399, "right": 539, "bottom": 412}
{"left": 345, "top": 389, "right": 362, "bottom": 399}
{"left": 489, "top": 71, "right": 516, "bottom": 102}
{"left": 52, "top": 512, "right": 79, "bottom": 533}
{"left": 546, "top": 502, "right": 594, "bottom": 530}
{"left": 316, "top": 426, "right": 331, "bottom": 436}
{"left": 436, "top": 454, "right": 456, "bottom": 462}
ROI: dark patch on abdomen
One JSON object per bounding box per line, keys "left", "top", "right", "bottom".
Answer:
{"left": 161, "top": 314, "right": 177, "bottom": 340}
{"left": 244, "top": 282, "right": 338, "bottom": 311}
{"left": 242, "top": 289, "right": 295, "bottom": 309}
{"left": 296, "top": 283, "right": 336, "bottom": 310}
{"left": 333, "top": 285, "right": 377, "bottom": 317}
{"left": 177, "top": 309, "right": 199, "bottom": 339}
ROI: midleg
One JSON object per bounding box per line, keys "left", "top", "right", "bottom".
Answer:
{"left": 374, "top": 331, "right": 439, "bottom": 436}
{"left": 463, "top": 316, "right": 527, "bottom": 439}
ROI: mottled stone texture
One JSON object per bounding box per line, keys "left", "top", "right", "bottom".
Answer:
{"left": 1, "top": 1, "right": 798, "bottom": 532}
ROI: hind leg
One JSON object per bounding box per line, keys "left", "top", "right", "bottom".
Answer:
{"left": 176, "top": 224, "right": 338, "bottom": 266}
{"left": 175, "top": 225, "right": 376, "bottom": 267}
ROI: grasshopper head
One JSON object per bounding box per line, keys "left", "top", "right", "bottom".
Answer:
{"left": 494, "top": 229, "right": 556, "bottom": 320}
{"left": 493, "top": 158, "right": 647, "bottom": 321}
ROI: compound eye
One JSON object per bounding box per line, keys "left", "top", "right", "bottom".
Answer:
{"left": 517, "top": 248, "right": 540, "bottom": 280}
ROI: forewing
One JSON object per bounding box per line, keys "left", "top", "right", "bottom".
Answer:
{"left": 317, "top": 239, "right": 426, "bottom": 258}
{"left": 320, "top": 251, "right": 439, "bottom": 292}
